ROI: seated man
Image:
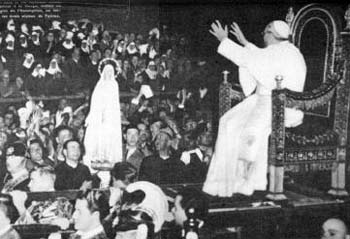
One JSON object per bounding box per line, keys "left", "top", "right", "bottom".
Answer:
{"left": 170, "top": 186, "right": 210, "bottom": 239}
{"left": 321, "top": 218, "right": 350, "bottom": 239}
{"left": 139, "top": 127, "right": 185, "bottom": 185}
{"left": 0, "top": 193, "right": 20, "bottom": 239}
{"left": 55, "top": 139, "right": 91, "bottom": 190}
{"left": 69, "top": 190, "right": 109, "bottom": 239}
{"left": 204, "top": 20, "right": 306, "bottom": 196}
{"left": 2, "top": 142, "right": 30, "bottom": 193}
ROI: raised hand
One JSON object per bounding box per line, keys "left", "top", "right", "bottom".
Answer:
{"left": 209, "top": 20, "right": 228, "bottom": 42}
{"left": 230, "top": 22, "right": 248, "bottom": 46}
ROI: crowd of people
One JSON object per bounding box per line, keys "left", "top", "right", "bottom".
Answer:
{"left": 0, "top": 79, "right": 214, "bottom": 238}
{"left": 0, "top": 18, "right": 212, "bottom": 103}
{"left": 0, "top": 8, "right": 345, "bottom": 239}
{"left": 0, "top": 16, "right": 218, "bottom": 239}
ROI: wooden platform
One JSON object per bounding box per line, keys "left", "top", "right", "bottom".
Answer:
{"left": 163, "top": 184, "right": 350, "bottom": 239}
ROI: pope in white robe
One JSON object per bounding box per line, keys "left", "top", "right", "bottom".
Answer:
{"left": 203, "top": 20, "right": 307, "bottom": 196}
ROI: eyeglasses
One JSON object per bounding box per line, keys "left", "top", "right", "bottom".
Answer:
{"left": 261, "top": 30, "right": 273, "bottom": 36}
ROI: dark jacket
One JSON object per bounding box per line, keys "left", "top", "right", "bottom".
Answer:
{"left": 123, "top": 145, "right": 145, "bottom": 177}
{"left": 62, "top": 58, "right": 85, "bottom": 93}
{"left": 139, "top": 153, "right": 185, "bottom": 185}
{"left": 54, "top": 162, "right": 91, "bottom": 190}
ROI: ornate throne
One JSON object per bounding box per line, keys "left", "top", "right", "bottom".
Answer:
{"left": 218, "top": 4, "right": 350, "bottom": 200}
{"left": 267, "top": 4, "right": 350, "bottom": 200}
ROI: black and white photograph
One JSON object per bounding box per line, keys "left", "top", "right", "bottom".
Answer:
{"left": 0, "top": 0, "right": 349, "bottom": 238}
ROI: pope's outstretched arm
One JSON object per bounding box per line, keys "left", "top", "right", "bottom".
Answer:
{"left": 210, "top": 20, "right": 253, "bottom": 68}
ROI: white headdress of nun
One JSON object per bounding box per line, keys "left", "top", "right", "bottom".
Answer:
{"left": 46, "top": 58, "right": 62, "bottom": 75}
{"left": 32, "top": 63, "right": 46, "bottom": 78}
{"left": 5, "top": 34, "right": 15, "bottom": 50}
{"left": 23, "top": 53, "right": 35, "bottom": 69}
{"left": 7, "top": 19, "right": 15, "bottom": 32}
{"left": 21, "top": 23, "right": 29, "bottom": 36}
{"left": 51, "top": 20, "right": 61, "bottom": 30}
{"left": 63, "top": 31, "right": 75, "bottom": 50}
{"left": 145, "top": 61, "right": 157, "bottom": 80}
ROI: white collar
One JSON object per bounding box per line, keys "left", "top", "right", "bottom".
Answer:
{"left": 6, "top": 45, "right": 14, "bottom": 51}
{"left": 0, "top": 225, "right": 11, "bottom": 236}
{"left": 145, "top": 68, "right": 157, "bottom": 80}
{"left": 81, "top": 46, "right": 90, "bottom": 53}
{"left": 65, "top": 159, "right": 78, "bottom": 169}
{"left": 47, "top": 65, "right": 61, "bottom": 75}
{"left": 180, "top": 148, "right": 203, "bottom": 165}
{"left": 76, "top": 225, "right": 104, "bottom": 239}
{"left": 63, "top": 41, "right": 74, "bottom": 50}
{"left": 23, "top": 59, "right": 34, "bottom": 69}
{"left": 33, "top": 40, "right": 40, "bottom": 46}
{"left": 21, "top": 42, "right": 28, "bottom": 48}
{"left": 126, "top": 146, "right": 137, "bottom": 158}
{"left": 160, "top": 154, "right": 169, "bottom": 160}
{"left": 32, "top": 68, "right": 46, "bottom": 78}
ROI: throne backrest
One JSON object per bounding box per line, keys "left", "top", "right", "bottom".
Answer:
{"left": 290, "top": 4, "right": 341, "bottom": 121}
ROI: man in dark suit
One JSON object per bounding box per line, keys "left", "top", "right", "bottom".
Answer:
{"left": 123, "top": 124, "right": 144, "bottom": 177}
{"left": 54, "top": 139, "right": 91, "bottom": 190}
{"left": 139, "top": 127, "right": 185, "bottom": 185}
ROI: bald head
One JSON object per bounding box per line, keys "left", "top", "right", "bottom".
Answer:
{"left": 322, "top": 218, "right": 349, "bottom": 239}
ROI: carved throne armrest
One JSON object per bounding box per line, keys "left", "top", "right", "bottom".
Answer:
{"left": 270, "top": 65, "right": 344, "bottom": 166}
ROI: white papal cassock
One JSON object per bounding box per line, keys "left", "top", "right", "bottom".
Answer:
{"left": 203, "top": 38, "right": 306, "bottom": 196}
